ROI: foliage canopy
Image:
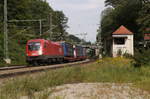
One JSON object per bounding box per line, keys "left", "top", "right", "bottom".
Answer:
{"left": 97, "top": 0, "right": 150, "bottom": 55}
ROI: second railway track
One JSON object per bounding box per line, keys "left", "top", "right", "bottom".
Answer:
{"left": 0, "top": 59, "right": 93, "bottom": 79}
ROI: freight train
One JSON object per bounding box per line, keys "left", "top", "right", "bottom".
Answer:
{"left": 26, "top": 39, "right": 87, "bottom": 65}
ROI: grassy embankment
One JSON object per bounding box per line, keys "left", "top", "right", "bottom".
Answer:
{"left": 0, "top": 57, "right": 150, "bottom": 99}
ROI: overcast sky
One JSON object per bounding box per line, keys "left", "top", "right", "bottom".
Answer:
{"left": 47, "top": 0, "right": 105, "bottom": 42}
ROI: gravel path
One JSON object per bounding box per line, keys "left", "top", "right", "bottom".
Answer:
{"left": 49, "top": 83, "right": 150, "bottom": 99}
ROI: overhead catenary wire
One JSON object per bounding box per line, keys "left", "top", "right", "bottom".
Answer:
{"left": 3, "top": 0, "right": 47, "bottom": 63}
{"left": 8, "top": 19, "right": 46, "bottom": 22}
{"left": 75, "top": 33, "right": 88, "bottom": 44}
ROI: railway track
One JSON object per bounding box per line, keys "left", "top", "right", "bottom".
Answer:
{"left": 0, "top": 65, "right": 27, "bottom": 71}
{"left": 0, "top": 59, "right": 93, "bottom": 79}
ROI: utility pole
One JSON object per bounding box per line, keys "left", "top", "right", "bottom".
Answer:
{"left": 49, "top": 13, "right": 52, "bottom": 40}
{"left": 39, "top": 19, "right": 42, "bottom": 36}
{"left": 4, "top": 0, "right": 11, "bottom": 64}
{"left": 97, "top": 28, "right": 102, "bottom": 59}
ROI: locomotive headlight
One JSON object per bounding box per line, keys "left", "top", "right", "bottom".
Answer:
{"left": 38, "top": 49, "right": 43, "bottom": 55}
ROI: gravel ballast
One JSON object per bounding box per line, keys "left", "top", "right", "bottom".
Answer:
{"left": 49, "top": 83, "right": 150, "bottom": 99}
{"left": 20, "top": 83, "right": 150, "bottom": 99}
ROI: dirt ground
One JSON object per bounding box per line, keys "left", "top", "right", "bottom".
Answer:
{"left": 48, "top": 83, "right": 150, "bottom": 99}
{"left": 20, "top": 83, "right": 150, "bottom": 99}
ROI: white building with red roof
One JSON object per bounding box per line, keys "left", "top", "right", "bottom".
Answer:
{"left": 112, "top": 25, "right": 134, "bottom": 57}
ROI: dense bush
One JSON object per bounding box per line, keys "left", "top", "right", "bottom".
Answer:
{"left": 123, "top": 53, "right": 133, "bottom": 59}
{"left": 134, "top": 49, "right": 150, "bottom": 67}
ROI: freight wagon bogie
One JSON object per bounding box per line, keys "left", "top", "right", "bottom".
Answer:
{"left": 27, "top": 57, "right": 64, "bottom": 66}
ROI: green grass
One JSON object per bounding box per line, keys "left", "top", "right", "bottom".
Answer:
{"left": 0, "top": 57, "right": 150, "bottom": 99}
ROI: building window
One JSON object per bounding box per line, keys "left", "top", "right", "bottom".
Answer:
{"left": 114, "top": 37, "right": 126, "bottom": 45}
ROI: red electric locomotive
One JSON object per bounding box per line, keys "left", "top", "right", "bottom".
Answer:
{"left": 26, "top": 39, "right": 64, "bottom": 65}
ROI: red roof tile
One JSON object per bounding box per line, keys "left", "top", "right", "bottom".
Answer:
{"left": 112, "top": 25, "right": 133, "bottom": 35}
{"left": 144, "top": 33, "right": 150, "bottom": 40}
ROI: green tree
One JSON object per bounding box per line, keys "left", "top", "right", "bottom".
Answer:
{"left": 137, "top": 1, "right": 150, "bottom": 34}
{"left": 0, "top": 0, "right": 70, "bottom": 65}
{"left": 97, "top": 0, "right": 145, "bottom": 55}
{"left": 51, "top": 11, "right": 68, "bottom": 41}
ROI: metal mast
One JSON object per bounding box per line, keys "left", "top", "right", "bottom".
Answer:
{"left": 97, "top": 27, "right": 102, "bottom": 59}
{"left": 39, "top": 19, "right": 42, "bottom": 36}
{"left": 4, "top": 0, "right": 10, "bottom": 63}
{"left": 49, "top": 13, "right": 52, "bottom": 40}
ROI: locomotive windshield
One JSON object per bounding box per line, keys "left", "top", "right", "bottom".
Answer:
{"left": 28, "top": 42, "right": 41, "bottom": 51}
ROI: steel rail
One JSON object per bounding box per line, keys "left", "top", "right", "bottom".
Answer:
{"left": 0, "top": 60, "right": 94, "bottom": 79}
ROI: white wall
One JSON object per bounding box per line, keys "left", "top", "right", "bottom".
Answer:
{"left": 112, "top": 35, "right": 134, "bottom": 57}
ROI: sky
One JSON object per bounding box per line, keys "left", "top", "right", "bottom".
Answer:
{"left": 47, "top": 0, "right": 105, "bottom": 42}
